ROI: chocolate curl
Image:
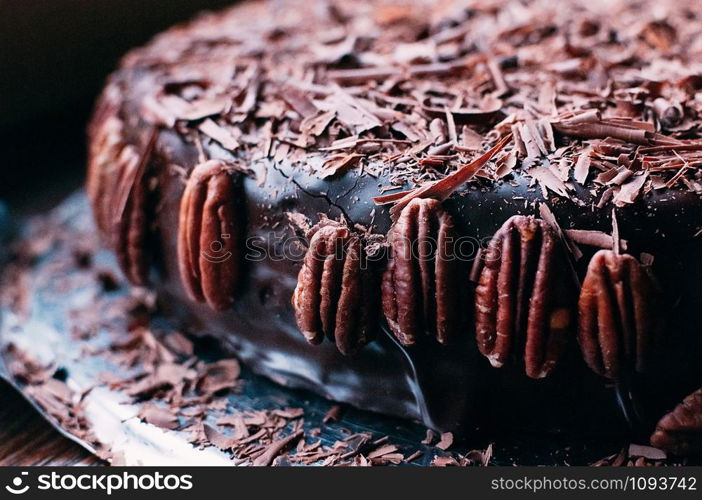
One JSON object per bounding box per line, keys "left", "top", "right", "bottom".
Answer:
{"left": 639, "top": 142, "right": 702, "bottom": 154}
{"left": 422, "top": 100, "right": 504, "bottom": 125}
{"left": 557, "top": 109, "right": 601, "bottom": 126}
{"left": 327, "top": 57, "right": 479, "bottom": 85}
{"left": 552, "top": 111, "right": 655, "bottom": 145}
{"left": 652, "top": 97, "right": 684, "bottom": 128}
{"left": 554, "top": 122, "right": 652, "bottom": 145}
{"left": 374, "top": 135, "right": 511, "bottom": 219}
{"left": 611, "top": 208, "right": 621, "bottom": 255}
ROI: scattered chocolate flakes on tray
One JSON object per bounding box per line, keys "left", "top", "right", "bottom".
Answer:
{"left": 0, "top": 193, "right": 696, "bottom": 466}
{"left": 323, "top": 405, "right": 343, "bottom": 424}
{"left": 592, "top": 444, "right": 670, "bottom": 467}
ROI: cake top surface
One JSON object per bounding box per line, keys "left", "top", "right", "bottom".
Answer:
{"left": 112, "top": 0, "right": 702, "bottom": 221}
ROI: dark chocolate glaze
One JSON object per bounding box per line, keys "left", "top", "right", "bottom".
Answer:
{"left": 135, "top": 123, "right": 701, "bottom": 437}
{"left": 90, "top": 0, "right": 702, "bottom": 438}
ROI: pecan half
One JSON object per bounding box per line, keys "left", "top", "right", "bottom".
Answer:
{"left": 293, "top": 222, "right": 378, "bottom": 355}
{"left": 578, "top": 249, "right": 663, "bottom": 379}
{"left": 381, "top": 198, "right": 462, "bottom": 346}
{"left": 475, "top": 215, "right": 576, "bottom": 379}
{"left": 87, "top": 102, "right": 158, "bottom": 286}
{"left": 86, "top": 114, "right": 126, "bottom": 235}
{"left": 111, "top": 138, "right": 156, "bottom": 286}
{"left": 177, "top": 160, "right": 244, "bottom": 310}
{"left": 650, "top": 388, "right": 702, "bottom": 456}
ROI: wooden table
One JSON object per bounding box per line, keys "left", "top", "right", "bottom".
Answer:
{"left": 0, "top": 380, "right": 100, "bottom": 466}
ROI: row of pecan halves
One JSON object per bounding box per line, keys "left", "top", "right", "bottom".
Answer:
{"left": 476, "top": 213, "right": 664, "bottom": 381}
{"left": 291, "top": 198, "right": 463, "bottom": 357}
{"left": 86, "top": 110, "right": 664, "bottom": 382}
{"left": 88, "top": 122, "right": 666, "bottom": 384}
{"left": 294, "top": 197, "right": 664, "bottom": 384}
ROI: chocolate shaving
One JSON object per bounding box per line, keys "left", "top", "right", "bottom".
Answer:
{"left": 203, "top": 424, "right": 238, "bottom": 451}
{"left": 574, "top": 148, "right": 592, "bottom": 185}
{"left": 195, "top": 359, "right": 240, "bottom": 395}
{"left": 300, "top": 110, "right": 336, "bottom": 136}
{"left": 327, "top": 58, "right": 477, "bottom": 85}
{"left": 198, "top": 119, "right": 240, "bottom": 150}
{"left": 436, "top": 432, "right": 454, "bottom": 451}
{"left": 329, "top": 87, "right": 381, "bottom": 133}
{"left": 423, "top": 101, "right": 503, "bottom": 126}
{"left": 280, "top": 87, "right": 318, "bottom": 118}
{"left": 375, "top": 135, "right": 511, "bottom": 218}
{"left": 319, "top": 153, "right": 364, "bottom": 179}
{"left": 138, "top": 403, "right": 179, "bottom": 430}
{"left": 612, "top": 172, "right": 648, "bottom": 206}
{"left": 565, "top": 230, "right": 628, "bottom": 251}
{"left": 323, "top": 405, "right": 343, "bottom": 424}
{"left": 552, "top": 114, "right": 653, "bottom": 145}
{"left": 528, "top": 165, "right": 570, "bottom": 197}
{"left": 539, "top": 203, "right": 582, "bottom": 261}
{"left": 252, "top": 430, "right": 304, "bottom": 466}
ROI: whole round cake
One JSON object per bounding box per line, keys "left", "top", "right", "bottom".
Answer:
{"left": 86, "top": 0, "right": 702, "bottom": 455}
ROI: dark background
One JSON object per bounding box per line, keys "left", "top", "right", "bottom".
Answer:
{"left": 0, "top": 0, "right": 234, "bottom": 210}
{"left": 0, "top": 0, "right": 234, "bottom": 464}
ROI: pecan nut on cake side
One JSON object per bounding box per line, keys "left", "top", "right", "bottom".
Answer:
{"left": 86, "top": 0, "right": 702, "bottom": 453}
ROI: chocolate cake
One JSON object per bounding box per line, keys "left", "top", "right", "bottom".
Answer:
{"left": 86, "top": 0, "right": 702, "bottom": 454}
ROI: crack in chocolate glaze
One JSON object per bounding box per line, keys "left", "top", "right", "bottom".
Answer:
{"left": 276, "top": 164, "right": 356, "bottom": 227}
